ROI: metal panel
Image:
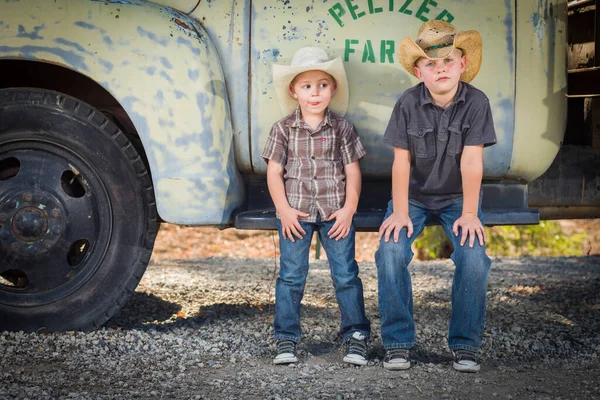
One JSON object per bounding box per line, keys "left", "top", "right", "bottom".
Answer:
{"left": 509, "top": 0, "right": 568, "bottom": 181}
{"left": 0, "top": 0, "right": 244, "bottom": 225}
{"left": 250, "top": 0, "right": 516, "bottom": 179}
{"left": 153, "top": 0, "right": 200, "bottom": 13}
{"left": 191, "top": 1, "right": 252, "bottom": 173}
{"left": 235, "top": 181, "right": 539, "bottom": 229}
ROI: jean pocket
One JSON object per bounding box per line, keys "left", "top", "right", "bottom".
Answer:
{"left": 407, "top": 126, "right": 435, "bottom": 158}
{"left": 447, "top": 123, "right": 469, "bottom": 156}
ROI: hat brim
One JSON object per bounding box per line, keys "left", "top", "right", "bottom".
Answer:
{"left": 272, "top": 57, "right": 349, "bottom": 116}
{"left": 399, "top": 30, "right": 482, "bottom": 83}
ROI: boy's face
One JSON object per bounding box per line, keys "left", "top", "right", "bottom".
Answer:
{"left": 413, "top": 48, "right": 466, "bottom": 97}
{"left": 290, "top": 70, "right": 336, "bottom": 119}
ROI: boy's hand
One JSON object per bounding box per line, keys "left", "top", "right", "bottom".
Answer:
{"left": 378, "top": 213, "right": 413, "bottom": 243}
{"left": 279, "top": 207, "right": 309, "bottom": 242}
{"left": 452, "top": 213, "right": 486, "bottom": 247}
{"left": 326, "top": 206, "right": 354, "bottom": 240}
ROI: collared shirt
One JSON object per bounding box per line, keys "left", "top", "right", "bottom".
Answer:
{"left": 383, "top": 81, "right": 497, "bottom": 209}
{"left": 262, "top": 107, "right": 366, "bottom": 222}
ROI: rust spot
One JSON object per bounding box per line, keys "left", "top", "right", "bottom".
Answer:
{"left": 174, "top": 19, "right": 191, "bottom": 31}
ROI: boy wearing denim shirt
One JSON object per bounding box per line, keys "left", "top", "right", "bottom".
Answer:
{"left": 376, "top": 21, "right": 497, "bottom": 372}
{"left": 262, "top": 47, "right": 370, "bottom": 365}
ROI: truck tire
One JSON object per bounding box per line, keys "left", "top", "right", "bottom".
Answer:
{"left": 0, "top": 88, "right": 158, "bottom": 332}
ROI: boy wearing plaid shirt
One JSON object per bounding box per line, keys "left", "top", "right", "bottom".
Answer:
{"left": 262, "top": 47, "right": 370, "bottom": 365}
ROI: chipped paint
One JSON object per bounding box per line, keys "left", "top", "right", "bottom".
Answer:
{"left": 0, "top": 0, "right": 568, "bottom": 224}
{"left": 248, "top": 0, "right": 519, "bottom": 176}
{"left": 0, "top": 0, "right": 243, "bottom": 225}
{"left": 503, "top": 0, "right": 514, "bottom": 75}
{"left": 192, "top": 0, "right": 251, "bottom": 172}
{"left": 510, "top": 0, "right": 567, "bottom": 181}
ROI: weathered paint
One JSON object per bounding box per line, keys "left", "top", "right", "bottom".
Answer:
{"left": 90, "top": 0, "right": 200, "bottom": 14}
{"left": 151, "top": 0, "right": 199, "bottom": 14}
{"left": 191, "top": 1, "right": 252, "bottom": 173}
{"left": 0, "top": 0, "right": 244, "bottom": 225}
{"left": 0, "top": 0, "right": 569, "bottom": 225}
{"left": 249, "top": 0, "right": 518, "bottom": 178}
{"left": 510, "top": 0, "right": 567, "bottom": 181}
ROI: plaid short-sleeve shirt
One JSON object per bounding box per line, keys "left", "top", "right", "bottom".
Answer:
{"left": 262, "top": 107, "right": 366, "bottom": 222}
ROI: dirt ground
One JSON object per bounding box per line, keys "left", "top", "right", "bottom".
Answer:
{"left": 151, "top": 219, "right": 600, "bottom": 262}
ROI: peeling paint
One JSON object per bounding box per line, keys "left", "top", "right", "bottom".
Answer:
{"left": 188, "top": 69, "right": 199, "bottom": 81}
{"left": 74, "top": 21, "right": 96, "bottom": 30}
{"left": 176, "top": 36, "right": 200, "bottom": 55}
{"left": 54, "top": 38, "right": 89, "bottom": 53}
{"left": 159, "top": 70, "right": 173, "bottom": 84}
{"left": 137, "top": 26, "right": 168, "bottom": 47}
{"left": 17, "top": 24, "right": 45, "bottom": 40}
{"left": 160, "top": 56, "right": 173, "bottom": 69}
{"left": 0, "top": 45, "right": 89, "bottom": 71}
{"left": 0, "top": 0, "right": 243, "bottom": 225}
{"left": 504, "top": 0, "right": 514, "bottom": 75}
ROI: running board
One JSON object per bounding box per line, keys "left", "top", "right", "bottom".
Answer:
{"left": 234, "top": 208, "right": 540, "bottom": 230}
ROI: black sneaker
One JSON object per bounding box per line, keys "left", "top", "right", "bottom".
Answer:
{"left": 383, "top": 348, "right": 410, "bottom": 370}
{"left": 273, "top": 340, "right": 298, "bottom": 364}
{"left": 343, "top": 332, "right": 368, "bottom": 366}
{"left": 453, "top": 349, "right": 480, "bottom": 372}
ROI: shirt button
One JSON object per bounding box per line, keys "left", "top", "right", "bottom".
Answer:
{"left": 311, "top": 155, "right": 315, "bottom": 160}
{"left": 313, "top": 176, "right": 317, "bottom": 180}
{"left": 310, "top": 133, "right": 314, "bottom": 137}
{"left": 442, "top": 128, "right": 446, "bottom": 133}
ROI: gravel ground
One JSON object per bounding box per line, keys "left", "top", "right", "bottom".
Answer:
{"left": 1, "top": 255, "right": 599, "bottom": 399}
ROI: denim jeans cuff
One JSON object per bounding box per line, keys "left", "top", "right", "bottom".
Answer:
{"left": 342, "top": 330, "right": 371, "bottom": 343}
{"left": 383, "top": 342, "right": 413, "bottom": 350}
{"left": 449, "top": 344, "right": 479, "bottom": 352}
{"left": 274, "top": 335, "right": 300, "bottom": 343}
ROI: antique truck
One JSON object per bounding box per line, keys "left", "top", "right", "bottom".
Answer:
{"left": 0, "top": 0, "right": 597, "bottom": 331}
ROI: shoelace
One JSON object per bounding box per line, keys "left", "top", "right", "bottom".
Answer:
{"left": 454, "top": 349, "right": 477, "bottom": 363}
{"left": 277, "top": 340, "right": 296, "bottom": 355}
{"left": 386, "top": 348, "right": 409, "bottom": 361}
{"left": 347, "top": 338, "right": 367, "bottom": 357}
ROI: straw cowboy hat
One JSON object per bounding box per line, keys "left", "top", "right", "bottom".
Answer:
{"left": 399, "top": 20, "right": 483, "bottom": 83}
{"left": 272, "top": 47, "right": 349, "bottom": 116}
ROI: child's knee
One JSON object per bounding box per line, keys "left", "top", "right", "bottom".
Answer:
{"left": 376, "top": 239, "right": 413, "bottom": 269}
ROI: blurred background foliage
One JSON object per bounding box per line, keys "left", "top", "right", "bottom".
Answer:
{"left": 414, "top": 221, "right": 588, "bottom": 260}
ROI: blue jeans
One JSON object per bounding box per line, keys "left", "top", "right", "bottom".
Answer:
{"left": 274, "top": 217, "right": 370, "bottom": 343}
{"left": 375, "top": 199, "right": 491, "bottom": 352}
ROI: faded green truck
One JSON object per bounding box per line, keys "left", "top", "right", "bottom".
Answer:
{"left": 0, "top": 0, "right": 597, "bottom": 331}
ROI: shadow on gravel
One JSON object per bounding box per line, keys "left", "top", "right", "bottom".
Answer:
{"left": 105, "top": 292, "right": 182, "bottom": 329}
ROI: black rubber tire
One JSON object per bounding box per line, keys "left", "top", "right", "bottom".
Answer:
{"left": 0, "top": 88, "right": 158, "bottom": 332}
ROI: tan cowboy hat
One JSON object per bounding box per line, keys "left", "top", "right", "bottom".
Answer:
{"left": 399, "top": 20, "right": 482, "bottom": 83}
{"left": 272, "top": 47, "right": 349, "bottom": 116}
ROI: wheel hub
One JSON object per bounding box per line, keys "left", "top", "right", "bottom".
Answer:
{"left": 0, "top": 191, "right": 65, "bottom": 257}
{"left": 13, "top": 207, "right": 48, "bottom": 242}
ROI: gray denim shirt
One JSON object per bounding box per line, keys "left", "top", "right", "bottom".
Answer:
{"left": 383, "top": 82, "right": 497, "bottom": 209}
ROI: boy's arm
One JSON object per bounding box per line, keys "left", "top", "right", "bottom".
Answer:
{"left": 266, "top": 160, "right": 308, "bottom": 242}
{"left": 378, "top": 147, "right": 413, "bottom": 243}
{"left": 452, "top": 144, "right": 487, "bottom": 247}
{"left": 326, "top": 160, "right": 361, "bottom": 240}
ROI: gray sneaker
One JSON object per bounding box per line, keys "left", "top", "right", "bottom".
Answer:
{"left": 273, "top": 340, "right": 298, "bottom": 364}
{"left": 383, "top": 348, "right": 410, "bottom": 370}
{"left": 343, "top": 332, "right": 368, "bottom": 366}
{"left": 452, "top": 349, "right": 480, "bottom": 372}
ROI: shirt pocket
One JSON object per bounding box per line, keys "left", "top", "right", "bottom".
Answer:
{"left": 447, "top": 123, "right": 470, "bottom": 156}
{"left": 320, "top": 133, "right": 340, "bottom": 161}
{"left": 407, "top": 126, "right": 435, "bottom": 158}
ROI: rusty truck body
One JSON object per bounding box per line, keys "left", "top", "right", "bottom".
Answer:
{"left": 0, "top": 0, "right": 597, "bottom": 331}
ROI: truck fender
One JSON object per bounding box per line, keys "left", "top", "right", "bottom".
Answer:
{"left": 0, "top": 0, "right": 244, "bottom": 225}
